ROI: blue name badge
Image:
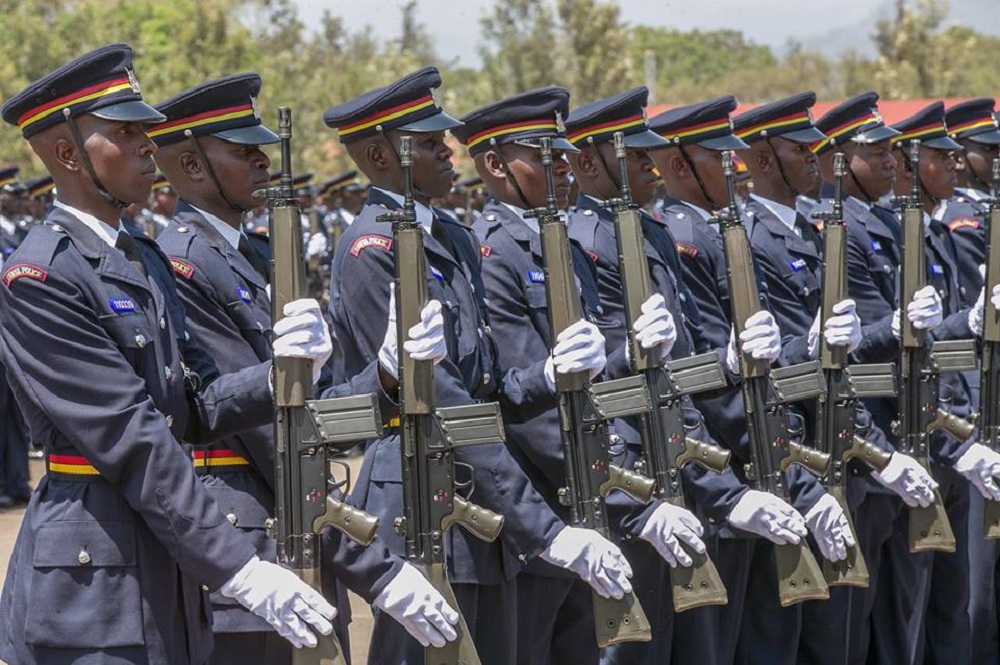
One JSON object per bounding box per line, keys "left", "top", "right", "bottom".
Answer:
{"left": 930, "top": 265, "right": 944, "bottom": 275}
{"left": 429, "top": 265, "right": 444, "bottom": 281}
{"left": 235, "top": 287, "right": 253, "bottom": 302}
{"left": 109, "top": 297, "right": 136, "bottom": 313}
{"left": 789, "top": 258, "right": 807, "bottom": 272}
{"left": 528, "top": 270, "right": 546, "bottom": 283}
{"left": 870, "top": 240, "right": 882, "bottom": 252}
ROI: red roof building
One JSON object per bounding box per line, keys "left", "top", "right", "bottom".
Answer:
{"left": 647, "top": 98, "right": 988, "bottom": 125}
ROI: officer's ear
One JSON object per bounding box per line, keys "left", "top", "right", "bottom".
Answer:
{"left": 178, "top": 150, "right": 206, "bottom": 182}
{"left": 750, "top": 145, "right": 772, "bottom": 173}
{"left": 663, "top": 148, "right": 688, "bottom": 178}
{"left": 481, "top": 150, "right": 506, "bottom": 179}
{"left": 365, "top": 138, "right": 392, "bottom": 173}
{"left": 571, "top": 146, "right": 600, "bottom": 179}
{"left": 51, "top": 136, "right": 79, "bottom": 173}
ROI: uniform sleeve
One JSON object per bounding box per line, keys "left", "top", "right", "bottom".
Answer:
{"left": 318, "top": 359, "right": 399, "bottom": 425}
{"left": 324, "top": 528, "right": 405, "bottom": 605}
{"left": 0, "top": 265, "right": 255, "bottom": 590}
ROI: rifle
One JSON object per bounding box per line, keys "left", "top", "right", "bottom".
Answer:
{"left": 262, "top": 108, "right": 386, "bottom": 665}
{"left": 811, "top": 152, "right": 898, "bottom": 587}
{"left": 893, "top": 140, "right": 978, "bottom": 553}
{"left": 378, "top": 136, "right": 506, "bottom": 665}
{"left": 607, "top": 132, "right": 730, "bottom": 612}
{"left": 528, "top": 137, "right": 655, "bottom": 646}
{"left": 718, "top": 151, "right": 832, "bottom": 607}
{"left": 984, "top": 159, "right": 1000, "bottom": 538}
{"left": 305, "top": 207, "right": 328, "bottom": 304}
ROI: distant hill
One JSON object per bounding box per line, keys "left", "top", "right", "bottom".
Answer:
{"left": 798, "top": 0, "right": 1000, "bottom": 58}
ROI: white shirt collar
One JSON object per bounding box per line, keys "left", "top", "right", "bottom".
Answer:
{"left": 54, "top": 200, "right": 119, "bottom": 247}
{"left": 0, "top": 216, "right": 15, "bottom": 237}
{"left": 958, "top": 186, "right": 988, "bottom": 202}
{"left": 190, "top": 204, "right": 244, "bottom": 250}
{"left": 376, "top": 187, "right": 434, "bottom": 232}
{"left": 751, "top": 194, "right": 799, "bottom": 233}
{"left": 340, "top": 208, "right": 356, "bottom": 225}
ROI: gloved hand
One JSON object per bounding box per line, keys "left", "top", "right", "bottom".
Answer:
{"left": 803, "top": 493, "right": 856, "bottom": 562}
{"left": 306, "top": 232, "right": 328, "bottom": 259}
{"left": 969, "top": 265, "right": 1000, "bottom": 337}
{"left": 219, "top": 556, "right": 336, "bottom": 649}
{"left": 540, "top": 526, "right": 633, "bottom": 599}
{"left": 873, "top": 452, "right": 938, "bottom": 507}
{"left": 378, "top": 283, "right": 448, "bottom": 380}
{"left": 955, "top": 442, "right": 1000, "bottom": 501}
{"left": 725, "top": 310, "right": 782, "bottom": 374}
{"left": 628, "top": 293, "right": 676, "bottom": 362}
{"left": 544, "top": 319, "right": 608, "bottom": 390}
{"left": 273, "top": 299, "right": 333, "bottom": 384}
{"left": 892, "top": 285, "right": 943, "bottom": 339}
{"left": 639, "top": 501, "right": 706, "bottom": 567}
{"left": 373, "top": 563, "right": 460, "bottom": 648}
{"left": 808, "top": 299, "right": 862, "bottom": 358}
{"left": 727, "top": 489, "right": 807, "bottom": 545}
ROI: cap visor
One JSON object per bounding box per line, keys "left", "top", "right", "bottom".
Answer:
{"left": 398, "top": 110, "right": 464, "bottom": 133}
{"left": 924, "top": 136, "right": 963, "bottom": 150}
{"left": 853, "top": 125, "right": 900, "bottom": 144}
{"left": 91, "top": 100, "right": 166, "bottom": 124}
{"left": 623, "top": 129, "right": 670, "bottom": 149}
{"left": 214, "top": 124, "right": 281, "bottom": 145}
{"left": 553, "top": 137, "right": 581, "bottom": 153}
{"left": 967, "top": 129, "right": 1000, "bottom": 146}
{"left": 699, "top": 134, "right": 750, "bottom": 151}
{"left": 782, "top": 126, "right": 827, "bottom": 143}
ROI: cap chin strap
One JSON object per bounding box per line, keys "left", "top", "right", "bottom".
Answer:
{"left": 62, "top": 109, "right": 128, "bottom": 209}
{"left": 591, "top": 139, "right": 622, "bottom": 197}
{"left": 967, "top": 152, "right": 993, "bottom": 194}
{"left": 845, "top": 154, "right": 877, "bottom": 204}
{"left": 184, "top": 130, "right": 246, "bottom": 213}
{"left": 490, "top": 140, "right": 534, "bottom": 211}
{"left": 765, "top": 137, "right": 800, "bottom": 198}
{"left": 678, "top": 144, "right": 719, "bottom": 210}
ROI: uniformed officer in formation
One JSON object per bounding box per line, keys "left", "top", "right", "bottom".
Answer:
{"left": 4, "top": 40, "right": 1000, "bottom": 665}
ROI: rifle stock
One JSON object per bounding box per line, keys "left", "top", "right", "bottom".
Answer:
{"left": 608, "top": 132, "right": 728, "bottom": 612}
{"left": 529, "top": 137, "right": 652, "bottom": 645}
{"left": 718, "top": 151, "right": 830, "bottom": 606}
{"left": 983, "top": 158, "right": 1000, "bottom": 538}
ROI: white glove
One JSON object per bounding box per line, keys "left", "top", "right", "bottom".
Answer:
{"left": 629, "top": 293, "right": 676, "bottom": 361}
{"left": 273, "top": 299, "right": 333, "bottom": 384}
{"left": 892, "top": 285, "right": 943, "bottom": 339}
{"left": 955, "top": 442, "right": 1000, "bottom": 501}
{"left": 378, "top": 283, "right": 448, "bottom": 380}
{"left": 969, "top": 265, "right": 1000, "bottom": 337}
{"left": 873, "top": 452, "right": 938, "bottom": 507}
{"left": 219, "top": 556, "right": 336, "bottom": 649}
{"left": 544, "top": 319, "right": 608, "bottom": 390}
{"left": 306, "top": 231, "right": 328, "bottom": 259}
{"left": 727, "top": 489, "right": 807, "bottom": 545}
{"left": 539, "top": 526, "right": 633, "bottom": 599}
{"left": 803, "top": 492, "right": 856, "bottom": 562}
{"left": 808, "top": 299, "right": 862, "bottom": 358}
{"left": 639, "top": 502, "right": 706, "bottom": 568}
{"left": 373, "top": 563, "right": 460, "bottom": 648}
{"left": 725, "top": 310, "right": 782, "bottom": 373}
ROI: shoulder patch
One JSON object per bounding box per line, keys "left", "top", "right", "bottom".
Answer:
{"left": 170, "top": 258, "right": 195, "bottom": 279}
{"left": 350, "top": 234, "right": 393, "bottom": 257}
{"left": 585, "top": 250, "right": 599, "bottom": 263}
{"left": 676, "top": 242, "right": 699, "bottom": 258}
{"left": 480, "top": 244, "right": 492, "bottom": 258}
{"left": 2, "top": 263, "right": 47, "bottom": 287}
{"left": 947, "top": 218, "right": 980, "bottom": 232}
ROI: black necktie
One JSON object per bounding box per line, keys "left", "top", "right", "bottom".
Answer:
{"left": 238, "top": 234, "right": 269, "bottom": 280}
{"left": 115, "top": 230, "right": 147, "bottom": 277}
{"left": 795, "top": 213, "right": 822, "bottom": 254}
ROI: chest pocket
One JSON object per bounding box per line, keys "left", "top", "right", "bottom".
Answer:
{"left": 99, "top": 311, "right": 155, "bottom": 371}
{"left": 780, "top": 258, "right": 821, "bottom": 303}
{"left": 227, "top": 298, "right": 272, "bottom": 349}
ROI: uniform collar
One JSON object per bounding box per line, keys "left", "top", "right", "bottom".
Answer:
{"left": 53, "top": 199, "right": 120, "bottom": 248}
{"left": 684, "top": 201, "right": 712, "bottom": 222}
{"left": 957, "top": 186, "right": 988, "bottom": 202}
{"left": 749, "top": 193, "right": 797, "bottom": 232}
{"left": 374, "top": 186, "right": 434, "bottom": 232}
{"left": 189, "top": 203, "right": 244, "bottom": 250}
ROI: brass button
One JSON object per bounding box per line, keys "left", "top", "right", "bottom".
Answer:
{"left": 165, "top": 415, "right": 174, "bottom": 428}
{"left": 165, "top": 366, "right": 173, "bottom": 380}
{"left": 159, "top": 317, "right": 166, "bottom": 330}
{"left": 226, "top": 513, "right": 238, "bottom": 525}
{"left": 77, "top": 549, "right": 91, "bottom": 565}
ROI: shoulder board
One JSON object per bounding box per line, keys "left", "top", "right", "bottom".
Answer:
{"left": 2, "top": 263, "right": 48, "bottom": 287}
{"left": 170, "top": 258, "right": 195, "bottom": 279}
{"left": 480, "top": 244, "right": 492, "bottom": 258}
{"left": 349, "top": 234, "right": 393, "bottom": 257}
{"left": 947, "top": 218, "right": 980, "bottom": 232}
{"left": 676, "top": 242, "right": 698, "bottom": 258}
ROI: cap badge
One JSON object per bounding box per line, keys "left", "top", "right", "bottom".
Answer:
{"left": 250, "top": 95, "right": 260, "bottom": 120}
{"left": 126, "top": 68, "right": 141, "bottom": 94}
{"left": 870, "top": 108, "right": 883, "bottom": 124}
{"left": 555, "top": 110, "right": 566, "bottom": 134}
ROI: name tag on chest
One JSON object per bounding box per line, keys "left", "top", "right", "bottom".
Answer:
{"left": 930, "top": 265, "right": 944, "bottom": 276}
{"left": 235, "top": 286, "right": 253, "bottom": 302}
{"left": 527, "top": 270, "right": 545, "bottom": 283}
{"left": 789, "top": 258, "right": 808, "bottom": 272}
{"left": 109, "top": 297, "right": 137, "bottom": 313}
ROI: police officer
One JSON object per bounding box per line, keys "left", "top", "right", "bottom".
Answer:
{"left": 0, "top": 43, "right": 343, "bottom": 664}
{"left": 150, "top": 72, "right": 463, "bottom": 662}
{"left": 453, "top": 86, "right": 697, "bottom": 664}
{"left": 324, "top": 67, "right": 635, "bottom": 665}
